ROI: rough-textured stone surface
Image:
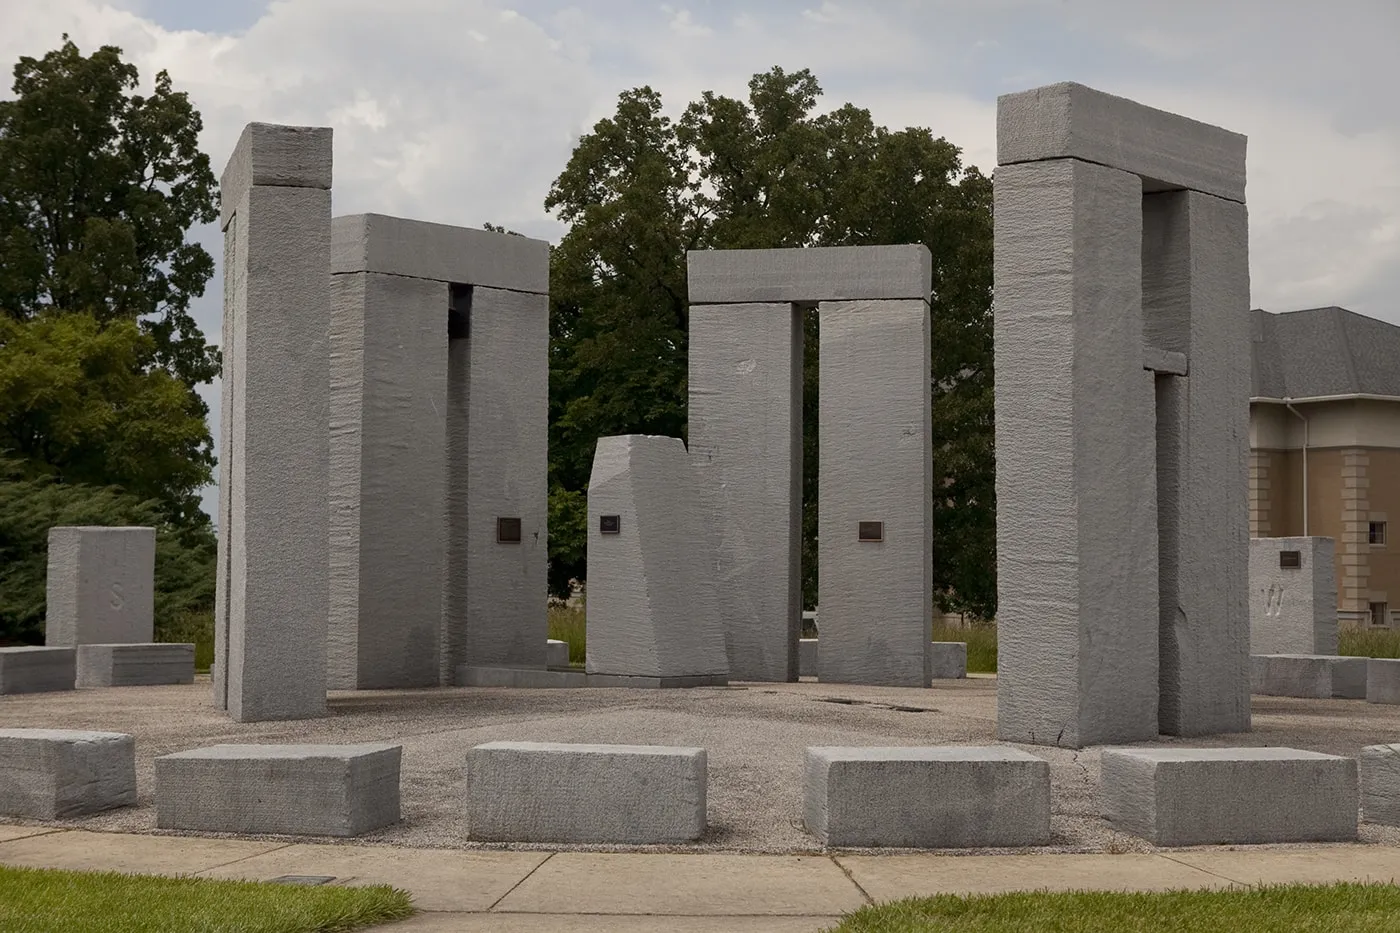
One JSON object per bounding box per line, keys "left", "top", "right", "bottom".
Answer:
{"left": 215, "top": 124, "right": 330, "bottom": 722}
{"left": 799, "top": 638, "right": 818, "bottom": 678}
{"left": 466, "top": 741, "right": 706, "bottom": 843}
{"left": 443, "top": 285, "right": 549, "bottom": 676}
{"left": 155, "top": 743, "right": 401, "bottom": 837}
{"left": 1249, "top": 537, "right": 1337, "bottom": 656}
{"left": 331, "top": 214, "right": 548, "bottom": 294}
{"left": 803, "top": 746, "right": 1050, "bottom": 848}
{"left": 0, "top": 647, "right": 75, "bottom": 695}
{"left": 687, "top": 246, "right": 931, "bottom": 304}
{"left": 456, "top": 666, "right": 587, "bottom": 688}
{"left": 45, "top": 526, "right": 155, "bottom": 646}
{"left": 219, "top": 123, "right": 331, "bottom": 226}
{"left": 930, "top": 642, "right": 968, "bottom": 680}
{"left": 1251, "top": 654, "right": 1365, "bottom": 699}
{"left": 585, "top": 673, "right": 727, "bottom": 689}
{"left": 994, "top": 157, "right": 1158, "bottom": 748}
{"left": 586, "top": 436, "right": 729, "bottom": 681}
{"left": 688, "top": 301, "right": 802, "bottom": 682}
{"left": 76, "top": 644, "right": 194, "bottom": 688}
{"left": 997, "top": 83, "right": 1247, "bottom": 202}
{"left": 328, "top": 269, "right": 447, "bottom": 689}
{"left": 546, "top": 639, "right": 570, "bottom": 668}
{"left": 818, "top": 299, "right": 932, "bottom": 687}
{"left": 0, "top": 729, "right": 136, "bottom": 819}
{"left": 1368, "top": 659, "right": 1400, "bottom": 705}
{"left": 1360, "top": 744, "right": 1400, "bottom": 826}
{"left": 1101, "top": 747, "right": 1357, "bottom": 845}
{"left": 1146, "top": 189, "right": 1251, "bottom": 737}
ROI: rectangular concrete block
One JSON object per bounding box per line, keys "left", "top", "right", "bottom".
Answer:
{"left": 994, "top": 158, "right": 1158, "bottom": 748}
{"left": 546, "top": 639, "right": 570, "bottom": 668}
{"left": 997, "top": 83, "right": 1246, "bottom": 202}
{"left": 688, "top": 302, "right": 802, "bottom": 682}
{"left": 687, "top": 245, "right": 931, "bottom": 304}
{"left": 586, "top": 436, "right": 729, "bottom": 681}
{"left": 1360, "top": 744, "right": 1400, "bottom": 826}
{"left": 1251, "top": 654, "right": 1365, "bottom": 699}
{"left": 804, "top": 746, "right": 1050, "bottom": 848}
{"left": 45, "top": 526, "right": 155, "bottom": 646}
{"left": 585, "top": 673, "right": 727, "bottom": 689}
{"left": 931, "top": 642, "right": 967, "bottom": 680}
{"left": 799, "top": 638, "right": 818, "bottom": 678}
{"left": 444, "top": 285, "right": 549, "bottom": 676}
{"left": 466, "top": 741, "right": 706, "bottom": 844}
{"left": 76, "top": 644, "right": 194, "bottom": 688}
{"left": 328, "top": 270, "right": 447, "bottom": 689}
{"left": 0, "top": 729, "right": 136, "bottom": 819}
{"left": 819, "top": 299, "right": 932, "bottom": 688}
{"left": 219, "top": 123, "right": 332, "bottom": 226}
{"left": 1147, "top": 189, "right": 1251, "bottom": 737}
{"left": 216, "top": 123, "right": 331, "bottom": 722}
{"left": 1101, "top": 747, "right": 1358, "bottom": 845}
{"left": 1367, "top": 659, "right": 1400, "bottom": 705}
{"left": 331, "top": 214, "right": 549, "bottom": 293}
{"left": 0, "top": 647, "right": 75, "bottom": 695}
{"left": 1249, "top": 537, "right": 1337, "bottom": 656}
{"left": 155, "top": 743, "right": 401, "bottom": 837}
{"left": 456, "top": 666, "right": 587, "bottom": 688}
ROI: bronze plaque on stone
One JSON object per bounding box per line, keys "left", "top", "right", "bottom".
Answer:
{"left": 600, "top": 515, "right": 621, "bottom": 535}
{"left": 497, "top": 517, "right": 522, "bottom": 544}
{"left": 1279, "top": 550, "right": 1302, "bottom": 569}
{"left": 858, "top": 521, "right": 884, "bottom": 543}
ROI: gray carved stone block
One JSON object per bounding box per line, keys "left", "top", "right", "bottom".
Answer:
{"left": 156, "top": 743, "right": 401, "bottom": 837}
{"left": 930, "top": 642, "right": 967, "bottom": 680}
{"left": 45, "top": 526, "right": 155, "bottom": 646}
{"left": 1251, "top": 654, "right": 1364, "bottom": 699}
{"left": 1368, "top": 659, "right": 1400, "bottom": 705}
{"left": 0, "top": 729, "right": 136, "bottom": 818}
{"left": 1360, "top": 744, "right": 1400, "bottom": 826}
{"left": 76, "top": 644, "right": 194, "bottom": 688}
{"left": 0, "top": 647, "right": 75, "bottom": 695}
{"left": 1249, "top": 537, "right": 1337, "bottom": 656}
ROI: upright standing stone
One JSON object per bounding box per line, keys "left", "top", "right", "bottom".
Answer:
{"left": 1249, "top": 537, "right": 1337, "bottom": 656}
{"left": 215, "top": 123, "right": 332, "bottom": 722}
{"left": 328, "top": 215, "right": 549, "bottom": 685}
{"left": 818, "top": 297, "right": 932, "bottom": 686}
{"left": 45, "top": 526, "right": 155, "bottom": 646}
{"left": 686, "top": 245, "right": 931, "bottom": 684}
{"left": 995, "top": 83, "right": 1250, "bottom": 747}
{"left": 585, "top": 435, "right": 729, "bottom": 684}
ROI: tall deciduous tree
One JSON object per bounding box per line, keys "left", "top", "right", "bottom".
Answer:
{"left": 0, "top": 36, "right": 220, "bottom": 389}
{"left": 545, "top": 68, "right": 996, "bottom": 617}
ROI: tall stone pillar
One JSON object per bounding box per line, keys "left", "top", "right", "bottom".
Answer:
{"left": 215, "top": 123, "right": 332, "bottom": 722}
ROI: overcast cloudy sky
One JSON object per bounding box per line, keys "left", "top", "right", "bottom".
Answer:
{"left": 3, "top": 0, "right": 1398, "bottom": 516}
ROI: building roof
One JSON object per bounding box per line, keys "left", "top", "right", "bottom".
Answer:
{"left": 1252, "top": 306, "right": 1400, "bottom": 400}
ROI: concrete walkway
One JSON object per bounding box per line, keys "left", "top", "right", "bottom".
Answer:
{"left": 3, "top": 825, "right": 1400, "bottom": 931}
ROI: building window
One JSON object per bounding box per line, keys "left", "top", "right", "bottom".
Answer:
{"left": 1371, "top": 522, "right": 1388, "bottom": 546}
{"left": 1370, "top": 602, "right": 1390, "bottom": 628}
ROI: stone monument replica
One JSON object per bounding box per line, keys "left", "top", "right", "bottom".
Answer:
{"left": 1250, "top": 537, "right": 1338, "bottom": 656}
{"left": 585, "top": 435, "right": 729, "bottom": 686}
{"left": 687, "top": 246, "right": 933, "bottom": 686}
{"left": 994, "top": 83, "right": 1251, "bottom": 746}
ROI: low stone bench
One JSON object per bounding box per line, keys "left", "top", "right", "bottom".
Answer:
{"left": 1251, "top": 654, "right": 1367, "bottom": 699}
{"left": 930, "top": 642, "right": 968, "bottom": 680}
{"left": 0, "top": 729, "right": 136, "bottom": 818}
{"left": 799, "top": 638, "right": 818, "bottom": 678}
{"left": 1368, "top": 659, "right": 1400, "bottom": 704}
{"left": 1361, "top": 744, "right": 1400, "bottom": 825}
{"left": 1101, "top": 747, "right": 1357, "bottom": 845}
{"left": 804, "top": 746, "right": 1051, "bottom": 848}
{"left": 467, "top": 741, "right": 706, "bottom": 844}
{"left": 77, "top": 644, "right": 195, "bottom": 688}
{"left": 457, "top": 666, "right": 587, "bottom": 688}
{"left": 155, "top": 743, "right": 402, "bottom": 837}
{"left": 546, "top": 639, "right": 570, "bottom": 668}
{"left": 0, "top": 647, "right": 75, "bottom": 695}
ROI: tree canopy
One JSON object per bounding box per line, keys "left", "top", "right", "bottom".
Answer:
{"left": 545, "top": 67, "right": 996, "bottom": 617}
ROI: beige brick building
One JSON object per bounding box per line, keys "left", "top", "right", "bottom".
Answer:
{"left": 1251, "top": 306, "right": 1400, "bottom": 628}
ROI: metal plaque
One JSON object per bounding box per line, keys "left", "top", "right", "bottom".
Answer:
{"left": 1279, "top": 550, "right": 1302, "bottom": 569}
{"left": 858, "top": 521, "right": 884, "bottom": 543}
{"left": 600, "top": 514, "right": 621, "bottom": 535}
{"left": 497, "top": 517, "right": 522, "bottom": 544}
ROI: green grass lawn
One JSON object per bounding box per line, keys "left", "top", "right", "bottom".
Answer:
{"left": 827, "top": 882, "right": 1400, "bottom": 932}
{"left": 547, "top": 602, "right": 587, "bottom": 665}
{"left": 931, "top": 623, "right": 997, "bottom": 674}
{"left": 1340, "top": 626, "right": 1400, "bottom": 659}
{"left": 155, "top": 608, "right": 215, "bottom": 673}
{"left": 0, "top": 864, "right": 414, "bottom": 933}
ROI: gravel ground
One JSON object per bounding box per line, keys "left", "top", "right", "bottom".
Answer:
{"left": 3, "top": 675, "right": 1399, "bottom": 855}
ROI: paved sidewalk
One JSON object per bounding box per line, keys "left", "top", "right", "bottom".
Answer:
{"left": 3, "top": 825, "right": 1400, "bottom": 932}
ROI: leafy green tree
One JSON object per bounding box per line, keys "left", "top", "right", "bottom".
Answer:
{"left": 0, "top": 458, "right": 216, "bottom": 644}
{"left": 0, "top": 311, "right": 214, "bottom": 523}
{"left": 0, "top": 36, "right": 220, "bottom": 391}
{"left": 544, "top": 68, "right": 996, "bottom": 616}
